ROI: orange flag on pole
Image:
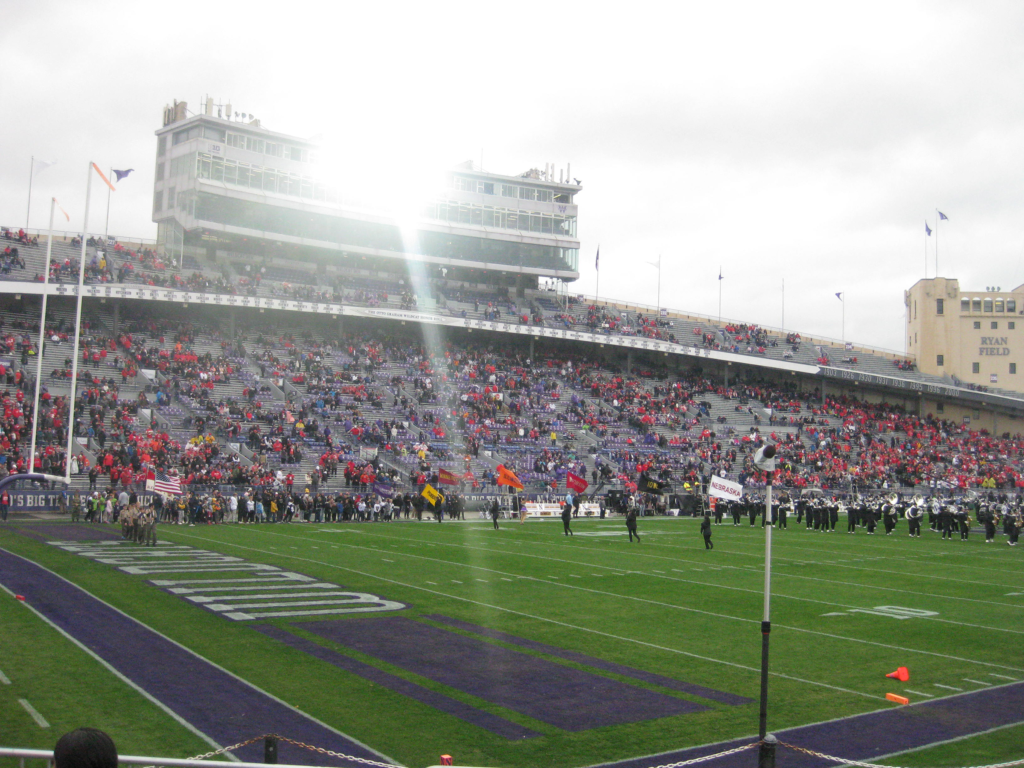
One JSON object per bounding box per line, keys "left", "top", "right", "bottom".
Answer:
{"left": 496, "top": 465, "right": 524, "bottom": 490}
{"left": 91, "top": 163, "right": 116, "bottom": 192}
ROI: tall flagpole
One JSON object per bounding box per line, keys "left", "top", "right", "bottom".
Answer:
{"left": 65, "top": 162, "right": 94, "bottom": 483}
{"left": 842, "top": 293, "right": 846, "bottom": 344}
{"left": 718, "top": 266, "right": 723, "bottom": 324}
{"left": 104, "top": 167, "right": 113, "bottom": 242}
{"left": 26, "top": 157, "right": 34, "bottom": 230}
{"left": 29, "top": 198, "right": 57, "bottom": 474}
{"left": 595, "top": 246, "right": 600, "bottom": 305}
{"left": 781, "top": 278, "right": 785, "bottom": 333}
{"left": 934, "top": 213, "right": 939, "bottom": 277}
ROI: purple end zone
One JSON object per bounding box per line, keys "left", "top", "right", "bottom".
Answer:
{"left": 0, "top": 547, "right": 393, "bottom": 766}
{"left": 298, "top": 616, "right": 707, "bottom": 731}
{"left": 13, "top": 524, "right": 122, "bottom": 542}
{"left": 587, "top": 681, "right": 1024, "bottom": 768}
{"left": 254, "top": 625, "right": 539, "bottom": 740}
{"left": 424, "top": 614, "right": 750, "bottom": 706}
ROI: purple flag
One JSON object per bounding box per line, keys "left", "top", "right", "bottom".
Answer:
{"left": 925, "top": 222, "right": 932, "bottom": 236}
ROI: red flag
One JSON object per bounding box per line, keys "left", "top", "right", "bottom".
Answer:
{"left": 566, "top": 472, "right": 588, "bottom": 494}
{"left": 496, "top": 465, "right": 524, "bottom": 490}
{"left": 438, "top": 468, "right": 459, "bottom": 486}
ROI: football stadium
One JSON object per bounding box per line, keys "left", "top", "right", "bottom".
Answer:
{"left": 2, "top": 96, "right": 1024, "bottom": 768}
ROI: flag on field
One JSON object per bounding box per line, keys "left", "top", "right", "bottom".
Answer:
{"left": 835, "top": 292, "right": 843, "bottom": 301}
{"left": 496, "top": 465, "right": 524, "bottom": 490}
{"left": 438, "top": 468, "right": 460, "bottom": 486}
{"left": 147, "top": 469, "right": 182, "bottom": 496}
{"left": 566, "top": 472, "right": 588, "bottom": 494}
{"left": 91, "top": 163, "right": 116, "bottom": 192}
{"left": 709, "top": 474, "right": 743, "bottom": 501}
{"left": 112, "top": 168, "right": 135, "bottom": 182}
{"left": 373, "top": 481, "right": 395, "bottom": 499}
{"left": 638, "top": 473, "right": 665, "bottom": 494}
{"left": 595, "top": 245, "right": 600, "bottom": 270}
{"left": 421, "top": 484, "right": 444, "bottom": 506}
{"left": 925, "top": 221, "right": 932, "bottom": 236}
{"left": 938, "top": 211, "right": 948, "bottom": 220}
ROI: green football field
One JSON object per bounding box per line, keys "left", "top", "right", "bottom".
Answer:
{"left": 1, "top": 515, "right": 1023, "bottom": 768}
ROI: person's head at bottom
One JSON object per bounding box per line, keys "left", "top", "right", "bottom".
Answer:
{"left": 54, "top": 728, "right": 118, "bottom": 768}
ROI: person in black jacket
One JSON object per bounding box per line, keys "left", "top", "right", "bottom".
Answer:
{"left": 490, "top": 498, "right": 500, "bottom": 529}
{"left": 626, "top": 507, "right": 640, "bottom": 542}
{"left": 700, "top": 513, "right": 713, "bottom": 549}
{"left": 561, "top": 502, "right": 573, "bottom": 536}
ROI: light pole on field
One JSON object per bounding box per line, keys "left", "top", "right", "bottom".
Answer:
{"left": 753, "top": 443, "right": 778, "bottom": 767}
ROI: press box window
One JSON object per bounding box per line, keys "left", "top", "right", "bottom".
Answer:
{"left": 936, "top": 354, "right": 944, "bottom": 366}
{"left": 984, "top": 298, "right": 993, "bottom": 312}
{"left": 973, "top": 298, "right": 982, "bottom": 312}
{"left": 992, "top": 322, "right": 999, "bottom": 330}
{"left": 961, "top": 298, "right": 970, "bottom": 312}
{"left": 152, "top": 190, "right": 163, "bottom": 213}
{"left": 996, "top": 299, "right": 1005, "bottom": 313}
{"left": 972, "top": 362, "right": 980, "bottom": 374}
{"left": 1012, "top": 363, "right": 1018, "bottom": 375}
{"left": 1009, "top": 300, "right": 1017, "bottom": 313}
{"left": 974, "top": 321, "right": 981, "bottom": 329}
{"left": 936, "top": 298, "right": 944, "bottom": 315}
{"left": 1011, "top": 322, "right": 1017, "bottom": 330}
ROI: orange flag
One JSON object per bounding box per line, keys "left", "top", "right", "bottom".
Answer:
{"left": 92, "top": 163, "right": 117, "bottom": 192}
{"left": 496, "top": 465, "right": 523, "bottom": 491}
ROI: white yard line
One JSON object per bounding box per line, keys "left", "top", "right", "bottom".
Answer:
{"left": 903, "top": 689, "right": 933, "bottom": 698}
{"left": 0, "top": 668, "right": 10, "bottom": 684}
{"left": 933, "top": 683, "right": 964, "bottom": 691}
{"left": 18, "top": 699, "right": 49, "bottom": 728}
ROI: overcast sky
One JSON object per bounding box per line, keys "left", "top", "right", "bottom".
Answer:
{"left": 3, "top": 1, "right": 1024, "bottom": 354}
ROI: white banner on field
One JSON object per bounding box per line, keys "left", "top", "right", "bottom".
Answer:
{"left": 709, "top": 475, "right": 743, "bottom": 501}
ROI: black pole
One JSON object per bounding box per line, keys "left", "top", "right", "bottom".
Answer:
{"left": 758, "top": 733, "right": 777, "bottom": 768}
{"left": 264, "top": 736, "right": 278, "bottom": 764}
{"left": 759, "top": 476, "right": 772, "bottom": 740}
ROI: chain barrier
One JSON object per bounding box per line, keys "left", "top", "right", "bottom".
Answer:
{"left": 639, "top": 741, "right": 761, "bottom": 768}
{"left": 138, "top": 733, "right": 397, "bottom": 768}
{"left": 778, "top": 741, "right": 1024, "bottom": 768}
{"left": 143, "top": 734, "right": 1024, "bottom": 768}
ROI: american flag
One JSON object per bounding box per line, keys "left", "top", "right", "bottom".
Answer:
{"left": 148, "top": 469, "right": 182, "bottom": 496}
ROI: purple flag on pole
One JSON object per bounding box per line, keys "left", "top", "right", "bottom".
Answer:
{"left": 925, "top": 222, "right": 932, "bottom": 236}
{"left": 112, "top": 169, "right": 134, "bottom": 182}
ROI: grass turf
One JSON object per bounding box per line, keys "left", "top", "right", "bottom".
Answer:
{"left": 1, "top": 515, "right": 1022, "bottom": 768}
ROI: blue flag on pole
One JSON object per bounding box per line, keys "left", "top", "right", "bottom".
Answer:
{"left": 938, "top": 211, "right": 948, "bottom": 221}
{"left": 925, "top": 222, "right": 932, "bottom": 236}
{"left": 112, "top": 169, "right": 134, "bottom": 182}
{"left": 835, "top": 292, "right": 843, "bottom": 301}
{"left": 595, "top": 246, "right": 600, "bottom": 270}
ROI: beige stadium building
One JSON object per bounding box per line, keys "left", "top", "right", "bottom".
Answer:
{"left": 906, "top": 277, "right": 1024, "bottom": 394}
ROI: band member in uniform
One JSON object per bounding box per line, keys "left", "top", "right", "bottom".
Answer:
{"left": 731, "top": 499, "right": 742, "bottom": 526}
{"left": 626, "top": 506, "right": 640, "bottom": 542}
{"left": 883, "top": 500, "right": 899, "bottom": 535}
{"left": 907, "top": 500, "right": 922, "bottom": 537}
{"left": 700, "top": 513, "right": 713, "bottom": 549}
{"left": 829, "top": 497, "right": 840, "bottom": 532}
{"left": 1008, "top": 509, "right": 1020, "bottom": 547}
{"left": 957, "top": 505, "right": 971, "bottom": 541}
{"left": 847, "top": 498, "right": 858, "bottom": 533}
{"left": 940, "top": 502, "right": 955, "bottom": 540}
{"left": 713, "top": 497, "right": 724, "bottom": 525}
{"left": 983, "top": 504, "right": 997, "bottom": 543}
